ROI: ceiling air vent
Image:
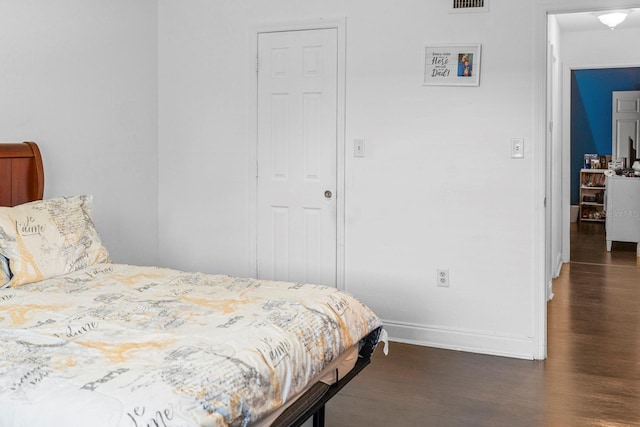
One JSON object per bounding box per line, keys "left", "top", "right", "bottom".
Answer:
{"left": 450, "top": 0, "right": 489, "bottom": 13}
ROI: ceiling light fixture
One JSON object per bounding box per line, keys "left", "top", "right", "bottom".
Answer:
{"left": 597, "top": 11, "right": 629, "bottom": 29}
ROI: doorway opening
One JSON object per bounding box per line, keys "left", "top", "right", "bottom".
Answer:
{"left": 542, "top": 2, "right": 640, "bottom": 359}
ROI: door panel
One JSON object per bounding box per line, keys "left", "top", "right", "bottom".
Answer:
{"left": 612, "top": 91, "right": 640, "bottom": 164}
{"left": 257, "top": 29, "right": 338, "bottom": 286}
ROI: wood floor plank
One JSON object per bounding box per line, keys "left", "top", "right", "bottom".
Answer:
{"left": 326, "top": 221, "right": 640, "bottom": 426}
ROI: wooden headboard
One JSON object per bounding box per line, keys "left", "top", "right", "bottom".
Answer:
{"left": 0, "top": 142, "right": 44, "bottom": 207}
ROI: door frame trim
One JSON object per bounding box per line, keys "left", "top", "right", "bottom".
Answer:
{"left": 247, "top": 18, "right": 347, "bottom": 290}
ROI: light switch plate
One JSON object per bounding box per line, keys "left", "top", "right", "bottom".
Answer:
{"left": 354, "top": 139, "right": 365, "bottom": 158}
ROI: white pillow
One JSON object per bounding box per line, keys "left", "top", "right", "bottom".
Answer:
{"left": 0, "top": 195, "right": 110, "bottom": 287}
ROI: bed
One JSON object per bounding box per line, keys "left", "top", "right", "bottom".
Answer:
{"left": 0, "top": 142, "right": 386, "bottom": 427}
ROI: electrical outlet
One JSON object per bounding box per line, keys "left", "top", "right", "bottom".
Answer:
{"left": 354, "top": 138, "right": 365, "bottom": 157}
{"left": 437, "top": 269, "right": 449, "bottom": 287}
{"left": 511, "top": 138, "right": 524, "bottom": 159}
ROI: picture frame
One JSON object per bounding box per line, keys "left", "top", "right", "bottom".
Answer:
{"left": 423, "top": 43, "right": 481, "bottom": 86}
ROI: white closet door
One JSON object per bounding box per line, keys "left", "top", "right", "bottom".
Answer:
{"left": 256, "top": 28, "right": 338, "bottom": 286}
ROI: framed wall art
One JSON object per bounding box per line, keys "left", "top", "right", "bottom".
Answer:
{"left": 423, "top": 43, "right": 481, "bottom": 86}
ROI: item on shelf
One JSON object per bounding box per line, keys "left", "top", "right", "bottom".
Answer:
{"left": 584, "top": 153, "right": 600, "bottom": 169}
{"left": 609, "top": 159, "right": 624, "bottom": 170}
{"left": 582, "top": 171, "right": 606, "bottom": 187}
{"left": 615, "top": 168, "right": 640, "bottom": 178}
{"left": 579, "top": 168, "right": 606, "bottom": 223}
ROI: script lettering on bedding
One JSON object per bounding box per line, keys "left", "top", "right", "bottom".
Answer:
{"left": 81, "top": 368, "right": 129, "bottom": 391}
{"left": 17, "top": 216, "right": 46, "bottom": 236}
{"left": 217, "top": 315, "right": 243, "bottom": 328}
{"left": 94, "top": 293, "right": 123, "bottom": 304}
{"left": 66, "top": 321, "right": 99, "bottom": 338}
{"left": 166, "top": 346, "right": 201, "bottom": 360}
{"left": 162, "top": 317, "right": 185, "bottom": 329}
{"left": 171, "top": 287, "right": 194, "bottom": 296}
{"left": 257, "top": 337, "right": 291, "bottom": 367}
{"left": 126, "top": 405, "right": 175, "bottom": 427}
{"left": 11, "top": 366, "right": 50, "bottom": 391}
{"left": 135, "top": 282, "right": 162, "bottom": 293}
{"left": 86, "top": 265, "right": 114, "bottom": 277}
{"left": 66, "top": 284, "right": 91, "bottom": 294}
{"left": 32, "top": 318, "right": 55, "bottom": 328}
{"left": 0, "top": 293, "right": 15, "bottom": 302}
{"left": 327, "top": 295, "right": 349, "bottom": 316}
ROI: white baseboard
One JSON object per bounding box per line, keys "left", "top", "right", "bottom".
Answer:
{"left": 383, "top": 319, "right": 536, "bottom": 360}
{"left": 553, "top": 253, "right": 564, "bottom": 278}
{"left": 547, "top": 256, "right": 567, "bottom": 302}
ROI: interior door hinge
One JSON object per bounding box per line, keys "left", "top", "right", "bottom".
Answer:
{"left": 256, "top": 57, "right": 259, "bottom": 73}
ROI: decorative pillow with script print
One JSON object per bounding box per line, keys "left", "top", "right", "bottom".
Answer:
{"left": 0, "top": 195, "right": 110, "bottom": 287}
{"left": 0, "top": 254, "right": 10, "bottom": 287}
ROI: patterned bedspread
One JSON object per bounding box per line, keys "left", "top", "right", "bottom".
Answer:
{"left": 0, "top": 264, "right": 382, "bottom": 427}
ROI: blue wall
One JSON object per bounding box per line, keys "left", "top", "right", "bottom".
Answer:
{"left": 570, "top": 67, "right": 640, "bottom": 205}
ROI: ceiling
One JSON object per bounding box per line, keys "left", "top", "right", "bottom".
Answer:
{"left": 555, "top": 8, "right": 640, "bottom": 32}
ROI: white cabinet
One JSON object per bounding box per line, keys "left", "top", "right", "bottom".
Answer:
{"left": 605, "top": 175, "right": 640, "bottom": 251}
{"left": 579, "top": 169, "right": 606, "bottom": 222}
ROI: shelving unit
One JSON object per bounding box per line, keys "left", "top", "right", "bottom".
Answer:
{"left": 579, "top": 169, "right": 606, "bottom": 222}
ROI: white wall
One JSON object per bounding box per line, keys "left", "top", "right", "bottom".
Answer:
{"left": 158, "top": 0, "right": 541, "bottom": 358}
{"left": 0, "top": 0, "right": 159, "bottom": 266}
{"left": 561, "top": 28, "right": 640, "bottom": 65}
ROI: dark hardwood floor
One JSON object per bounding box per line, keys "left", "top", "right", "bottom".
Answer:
{"left": 326, "top": 221, "right": 640, "bottom": 426}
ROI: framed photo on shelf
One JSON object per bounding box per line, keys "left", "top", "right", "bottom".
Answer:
{"left": 423, "top": 43, "right": 481, "bottom": 86}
